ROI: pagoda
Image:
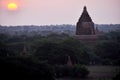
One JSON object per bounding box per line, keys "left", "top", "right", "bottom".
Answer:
{"left": 76, "top": 6, "right": 95, "bottom": 35}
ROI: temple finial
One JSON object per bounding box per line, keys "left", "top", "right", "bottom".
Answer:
{"left": 84, "top": 6, "right": 87, "bottom": 11}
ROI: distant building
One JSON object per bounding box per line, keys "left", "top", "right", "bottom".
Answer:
{"left": 76, "top": 6, "right": 95, "bottom": 35}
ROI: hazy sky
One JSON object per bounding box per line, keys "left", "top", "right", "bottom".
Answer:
{"left": 0, "top": 0, "right": 120, "bottom": 26}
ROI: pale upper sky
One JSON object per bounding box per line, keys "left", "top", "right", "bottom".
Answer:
{"left": 0, "top": 0, "right": 120, "bottom": 26}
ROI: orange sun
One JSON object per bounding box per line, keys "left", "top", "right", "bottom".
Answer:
{"left": 7, "top": 2, "right": 18, "bottom": 10}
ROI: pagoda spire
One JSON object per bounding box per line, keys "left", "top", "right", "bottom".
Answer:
{"left": 67, "top": 55, "right": 73, "bottom": 67}
{"left": 22, "top": 46, "right": 27, "bottom": 56}
{"left": 79, "top": 6, "right": 92, "bottom": 22}
{"left": 84, "top": 6, "right": 87, "bottom": 11}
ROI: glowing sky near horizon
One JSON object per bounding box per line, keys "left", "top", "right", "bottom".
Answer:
{"left": 0, "top": 0, "right": 120, "bottom": 26}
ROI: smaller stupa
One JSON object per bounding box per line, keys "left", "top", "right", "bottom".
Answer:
{"left": 22, "top": 46, "right": 27, "bottom": 56}
{"left": 67, "top": 55, "right": 73, "bottom": 67}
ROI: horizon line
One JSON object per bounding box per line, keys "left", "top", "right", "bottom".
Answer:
{"left": 1, "top": 23, "right": 120, "bottom": 27}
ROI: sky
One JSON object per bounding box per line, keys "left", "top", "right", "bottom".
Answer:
{"left": 0, "top": 0, "right": 120, "bottom": 26}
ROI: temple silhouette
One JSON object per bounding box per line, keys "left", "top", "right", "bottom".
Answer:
{"left": 76, "top": 6, "right": 95, "bottom": 35}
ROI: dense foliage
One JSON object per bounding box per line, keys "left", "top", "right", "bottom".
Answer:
{"left": 0, "top": 30, "right": 120, "bottom": 79}
{"left": 31, "top": 38, "right": 90, "bottom": 65}
{"left": 0, "top": 57, "right": 55, "bottom": 80}
{"left": 0, "top": 33, "right": 90, "bottom": 79}
{"left": 93, "top": 31, "right": 120, "bottom": 65}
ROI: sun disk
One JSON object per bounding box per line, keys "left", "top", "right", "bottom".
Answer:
{"left": 7, "top": 3, "right": 18, "bottom": 10}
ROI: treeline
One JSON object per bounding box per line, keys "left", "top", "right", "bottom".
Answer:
{"left": 0, "top": 25, "right": 75, "bottom": 36}
{"left": 0, "top": 24, "right": 120, "bottom": 36}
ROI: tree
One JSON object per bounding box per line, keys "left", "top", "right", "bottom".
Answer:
{"left": 113, "top": 72, "right": 120, "bottom": 80}
{"left": 61, "top": 38, "right": 90, "bottom": 64}
{"left": 32, "top": 38, "right": 90, "bottom": 65}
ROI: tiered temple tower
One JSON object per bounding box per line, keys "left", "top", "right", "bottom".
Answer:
{"left": 76, "top": 6, "right": 95, "bottom": 35}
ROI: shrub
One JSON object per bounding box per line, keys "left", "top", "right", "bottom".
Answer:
{"left": 71, "top": 64, "right": 89, "bottom": 78}
{"left": 54, "top": 64, "right": 89, "bottom": 78}
{"left": 113, "top": 72, "right": 120, "bottom": 80}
